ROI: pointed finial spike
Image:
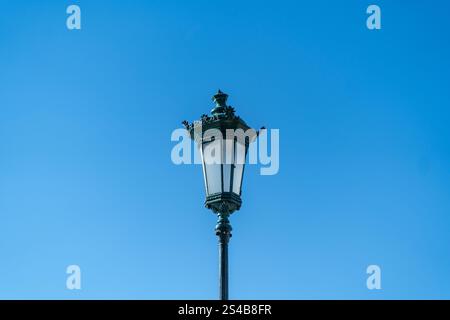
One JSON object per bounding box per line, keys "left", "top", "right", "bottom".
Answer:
{"left": 211, "top": 89, "right": 229, "bottom": 114}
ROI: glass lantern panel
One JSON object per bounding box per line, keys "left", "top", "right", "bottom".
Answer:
{"left": 222, "top": 138, "right": 234, "bottom": 192}
{"left": 199, "top": 144, "right": 208, "bottom": 194}
{"left": 232, "top": 141, "right": 246, "bottom": 195}
{"left": 203, "top": 138, "right": 222, "bottom": 195}
{"left": 222, "top": 163, "right": 232, "bottom": 192}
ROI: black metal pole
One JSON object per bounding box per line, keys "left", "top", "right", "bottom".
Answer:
{"left": 215, "top": 212, "right": 232, "bottom": 300}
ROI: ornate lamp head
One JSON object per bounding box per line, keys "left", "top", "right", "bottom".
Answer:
{"left": 183, "top": 90, "right": 256, "bottom": 215}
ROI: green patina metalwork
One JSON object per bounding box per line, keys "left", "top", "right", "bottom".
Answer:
{"left": 182, "top": 90, "right": 257, "bottom": 300}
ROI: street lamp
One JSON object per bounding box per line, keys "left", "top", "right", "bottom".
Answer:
{"left": 183, "top": 90, "right": 257, "bottom": 300}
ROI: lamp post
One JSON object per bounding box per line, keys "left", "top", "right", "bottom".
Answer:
{"left": 183, "top": 90, "right": 256, "bottom": 300}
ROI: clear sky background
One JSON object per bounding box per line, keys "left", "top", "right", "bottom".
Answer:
{"left": 0, "top": 0, "right": 450, "bottom": 299}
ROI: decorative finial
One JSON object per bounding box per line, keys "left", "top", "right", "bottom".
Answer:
{"left": 212, "top": 90, "right": 228, "bottom": 106}
{"left": 211, "top": 90, "right": 229, "bottom": 115}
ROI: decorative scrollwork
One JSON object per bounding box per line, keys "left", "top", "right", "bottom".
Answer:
{"left": 224, "top": 106, "right": 235, "bottom": 119}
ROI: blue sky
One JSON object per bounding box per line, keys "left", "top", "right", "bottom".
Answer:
{"left": 0, "top": 0, "right": 450, "bottom": 299}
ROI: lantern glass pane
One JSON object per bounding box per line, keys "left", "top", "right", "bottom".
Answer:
{"left": 223, "top": 163, "right": 232, "bottom": 192}
{"left": 222, "top": 138, "right": 233, "bottom": 192}
{"left": 199, "top": 144, "right": 208, "bottom": 193}
{"left": 203, "top": 138, "right": 222, "bottom": 195}
{"left": 232, "top": 141, "right": 246, "bottom": 195}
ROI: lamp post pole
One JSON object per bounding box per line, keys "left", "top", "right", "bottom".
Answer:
{"left": 216, "top": 212, "right": 231, "bottom": 300}
{"left": 183, "top": 90, "right": 257, "bottom": 300}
